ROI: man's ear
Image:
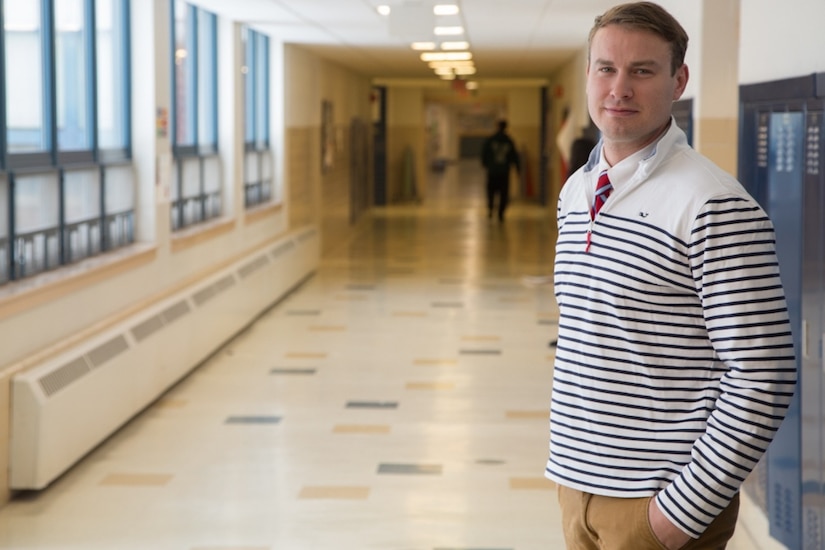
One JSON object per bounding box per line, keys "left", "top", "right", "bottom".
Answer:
{"left": 673, "top": 64, "right": 689, "bottom": 100}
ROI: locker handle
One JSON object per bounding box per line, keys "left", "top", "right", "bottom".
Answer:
{"left": 801, "top": 319, "right": 808, "bottom": 359}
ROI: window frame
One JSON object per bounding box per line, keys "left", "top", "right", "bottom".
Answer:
{"left": 55, "top": 0, "right": 97, "bottom": 166}
{"left": 0, "top": 0, "right": 133, "bottom": 285}
{"left": 169, "top": 0, "right": 220, "bottom": 231}
{"left": 242, "top": 26, "right": 271, "bottom": 209}
{"left": 95, "top": 0, "right": 131, "bottom": 163}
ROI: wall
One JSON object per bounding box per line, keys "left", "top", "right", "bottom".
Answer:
{"left": 547, "top": 49, "right": 587, "bottom": 205}
{"left": 505, "top": 87, "right": 542, "bottom": 200}
{"left": 387, "top": 87, "right": 426, "bottom": 203}
{"left": 739, "top": 0, "right": 825, "bottom": 85}
{"left": 282, "top": 45, "right": 373, "bottom": 256}
{"left": 692, "top": 1, "right": 739, "bottom": 174}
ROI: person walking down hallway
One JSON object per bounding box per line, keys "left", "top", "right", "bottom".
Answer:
{"left": 481, "top": 119, "right": 520, "bottom": 221}
{"left": 545, "top": 2, "right": 797, "bottom": 550}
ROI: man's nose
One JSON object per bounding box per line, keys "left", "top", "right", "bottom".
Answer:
{"left": 610, "top": 73, "right": 633, "bottom": 99}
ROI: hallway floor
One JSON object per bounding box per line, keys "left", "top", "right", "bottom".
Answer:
{"left": 0, "top": 161, "right": 769, "bottom": 549}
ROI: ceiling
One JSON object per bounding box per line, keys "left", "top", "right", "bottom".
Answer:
{"left": 186, "top": 0, "right": 657, "bottom": 82}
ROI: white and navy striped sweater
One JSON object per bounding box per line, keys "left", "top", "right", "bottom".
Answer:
{"left": 545, "top": 121, "right": 797, "bottom": 538}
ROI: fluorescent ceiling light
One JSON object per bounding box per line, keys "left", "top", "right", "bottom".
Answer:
{"left": 454, "top": 66, "right": 477, "bottom": 75}
{"left": 411, "top": 42, "right": 436, "bottom": 50}
{"left": 427, "top": 60, "right": 475, "bottom": 68}
{"left": 376, "top": 5, "right": 390, "bottom": 16}
{"left": 440, "top": 41, "right": 469, "bottom": 50}
{"left": 420, "top": 51, "right": 472, "bottom": 61}
{"left": 434, "top": 26, "right": 463, "bottom": 36}
{"left": 434, "top": 4, "right": 459, "bottom": 15}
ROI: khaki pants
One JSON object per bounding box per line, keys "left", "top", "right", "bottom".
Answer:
{"left": 557, "top": 485, "right": 739, "bottom": 550}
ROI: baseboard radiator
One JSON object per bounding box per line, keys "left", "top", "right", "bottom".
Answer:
{"left": 9, "top": 227, "right": 319, "bottom": 490}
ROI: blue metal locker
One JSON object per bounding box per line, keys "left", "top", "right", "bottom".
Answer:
{"left": 739, "top": 75, "right": 823, "bottom": 550}
{"left": 802, "top": 108, "right": 824, "bottom": 549}
{"left": 767, "top": 109, "right": 805, "bottom": 550}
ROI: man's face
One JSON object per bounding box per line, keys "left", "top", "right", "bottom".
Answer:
{"left": 586, "top": 24, "right": 688, "bottom": 164}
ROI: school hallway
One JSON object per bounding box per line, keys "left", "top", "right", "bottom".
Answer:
{"left": 0, "top": 160, "right": 766, "bottom": 549}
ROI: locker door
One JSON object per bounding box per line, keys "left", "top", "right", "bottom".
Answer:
{"left": 765, "top": 109, "right": 805, "bottom": 550}
{"left": 802, "top": 108, "right": 824, "bottom": 549}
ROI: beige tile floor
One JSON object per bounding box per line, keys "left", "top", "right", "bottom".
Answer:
{"left": 0, "top": 160, "right": 771, "bottom": 549}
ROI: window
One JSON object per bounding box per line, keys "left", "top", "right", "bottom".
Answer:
{"left": 0, "top": 0, "right": 133, "bottom": 284}
{"left": 170, "top": 1, "right": 219, "bottom": 230}
{"left": 5, "top": 1, "right": 48, "bottom": 158}
{"left": 242, "top": 26, "right": 272, "bottom": 208}
{"left": 196, "top": 9, "right": 216, "bottom": 152}
{"left": 96, "top": 0, "right": 130, "bottom": 156}
{"left": 55, "top": 0, "right": 93, "bottom": 157}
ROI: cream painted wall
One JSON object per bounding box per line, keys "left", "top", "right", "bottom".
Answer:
{"left": 283, "top": 46, "right": 323, "bottom": 128}
{"left": 692, "top": 0, "right": 740, "bottom": 174}
{"left": 740, "top": 0, "right": 825, "bottom": 85}
{"left": 387, "top": 87, "right": 426, "bottom": 201}
{"left": 281, "top": 43, "right": 373, "bottom": 251}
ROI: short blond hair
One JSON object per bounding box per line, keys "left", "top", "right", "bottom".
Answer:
{"left": 588, "top": 2, "right": 688, "bottom": 75}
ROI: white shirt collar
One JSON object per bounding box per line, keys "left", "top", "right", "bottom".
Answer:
{"left": 599, "top": 141, "right": 658, "bottom": 189}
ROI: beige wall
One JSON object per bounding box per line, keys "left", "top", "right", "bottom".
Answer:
{"left": 386, "top": 87, "right": 426, "bottom": 202}
{"left": 693, "top": 0, "right": 740, "bottom": 175}
{"left": 547, "top": 48, "right": 589, "bottom": 206}
{"left": 283, "top": 45, "right": 373, "bottom": 255}
{"left": 505, "top": 87, "right": 542, "bottom": 200}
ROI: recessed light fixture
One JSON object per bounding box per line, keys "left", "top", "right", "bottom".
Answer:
{"left": 434, "top": 4, "right": 460, "bottom": 15}
{"left": 434, "top": 26, "right": 464, "bottom": 36}
{"left": 411, "top": 42, "right": 436, "bottom": 50}
{"left": 427, "top": 60, "right": 474, "bottom": 69}
{"left": 440, "top": 41, "right": 469, "bottom": 50}
{"left": 420, "top": 51, "right": 472, "bottom": 62}
{"left": 453, "top": 66, "right": 476, "bottom": 75}
{"left": 376, "top": 5, "right": 390, "bottom": 16}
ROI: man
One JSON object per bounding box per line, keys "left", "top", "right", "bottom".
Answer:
{"left": 545, "top": 3, "right": 797, "bottom": 549}
{"left": 480, "top": 119, "right": 520, "bottom": 221}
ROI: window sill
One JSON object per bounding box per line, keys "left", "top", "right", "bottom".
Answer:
{"left": 170, "top": 217, "right": 237, "bottom": 254}
{"left": 0, "top": 243, "right": 158, "bottom": 323}
{"left": 244, "top": 201, "right": 283, "bottom": 225}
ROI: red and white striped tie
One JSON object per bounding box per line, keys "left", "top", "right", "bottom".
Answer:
{"left": 591, "top": 169, "right": 613, "bottom": 220}
{"left": 585, "top": 170, "right": 613, "bottom": 252}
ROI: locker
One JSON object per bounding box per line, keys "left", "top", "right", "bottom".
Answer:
{"left": 738, "top": 73, "right": 825, "bottom": 550}
{"left": 802, "top": 109, "right": 824, "bottom": 549}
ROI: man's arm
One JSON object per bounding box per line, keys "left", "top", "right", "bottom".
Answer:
{"left": 655, "top": 198, "right": 797, "bottom": 538}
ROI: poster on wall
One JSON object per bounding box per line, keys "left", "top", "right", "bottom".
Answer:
{"left": 322, "top": 100, "right": 335, "bottom": 173}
